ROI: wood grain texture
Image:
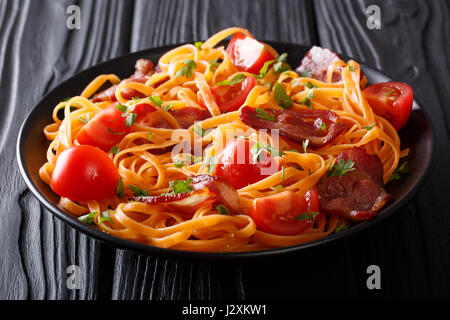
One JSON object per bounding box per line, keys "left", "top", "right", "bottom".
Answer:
{"left": 0, "top": 0, "right": 449, "bottom": 300}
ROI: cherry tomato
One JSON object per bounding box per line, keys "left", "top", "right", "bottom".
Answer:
{"left": 76, "top": 104, "right": 131, "bottom": 151}
{"left": 50, "top": 145, "right": 120, "bottom": 202}
{"left": 215, "top": 138, "right": 279, "bottom": 190}
{"left": 363, "top": 81, "right": 413, "bottom": 131}
{"left": 250, "top": 189, "right": 320, "bottom": 236}
{"left": 226, "top": 33, "right": 275, "bottom": 74}
{"left": 211, "top": 76, "right": 256, "bottom": 113}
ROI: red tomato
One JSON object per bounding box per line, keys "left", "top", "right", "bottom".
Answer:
{"left": 363, "top": 81, "right": 413, "bottom": 131}
{"left": 212, "top": 76, "right": 256, "bottom": 113}
{"left": 215, "top": 138, "right": 279, "bottom": 190}
{"left": 250, "top": 190, "right": 320, "bottom": 236}
{"left": 76, "top": 104, "right": 131, "bottom": 151}
{"left": 226, "top": 33, "right": 275, "bottom": 74}
{"left": 50, "top": 145, "right": 120, "bottom": 202}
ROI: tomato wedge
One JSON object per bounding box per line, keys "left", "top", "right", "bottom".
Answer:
{"left": 76, "top": 104, "right": 131, "bottom": 151}
{"left": 50, "top": 145, "right": 120, "bottom": 202}
{"left": 226, "top": 33, "right": 275, "bottom": 74}
{"left": 212, "top": 76, "right": 256, "bottom": 113}
{"left": 250, "top": 190, "right": 320, "bottom": 236}
{"left": 363, "top": 81, "right": 413, "bottom": 131}
{"left": 215, "top": 138, "right": 279, "bottom": 190}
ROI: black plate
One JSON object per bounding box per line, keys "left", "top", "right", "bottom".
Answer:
{"left": 16, "top": 42, "right": 436, "bottom": 260}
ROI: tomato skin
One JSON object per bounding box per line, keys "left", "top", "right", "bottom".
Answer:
{"left": 227, "top": 33, "right": 275, "bottom": 74}
{"left": 50, "top": 145, "right": 120, "bottom": 202}
{"left": 215, "top": 138, "right": 279, "bottom": 190}
{"left": 76, "top": 104, "right": 131, "bottom": 151}
{"left": 363, "top": 81, "right": 413, "bottom": 131}
{"left": 214, "top": 76, "right": 256, "bottom": 113}
{"left": 250, "top": 189, "right": 320, "bottom": 236}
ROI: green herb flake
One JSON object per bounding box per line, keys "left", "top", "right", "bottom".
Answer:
{"left": 348, "top": 64, "right": 355, "bottom": 72}
{"left": 128, "top": 185, "right": 150, "bottom": 197}
{"left": 110, "top": 146, "right": 120, "bottom": 155}
{"left": 167, "top": 178, "right": 194, "bottom": 195}
{"left": 194, "top": 41, "right": 203, "bottom": 49}
{"left": 175, "top": 59, "right": 196, "bottom": 78}
{"left": 98, "top": 211, "right": 113, "bottom": 225}
{"left": 78, "top": 113, "right": 90, "bottom": 124}
{"left": 78, "top": 211, "right": 97, "bottom": 224}
{"left": 174, "top": 159, "right": 186, "bottom": 168}
{"left": 202, "top": 156, "right": 217, "bottom": 174}
{"left": 251, "top": 143, "right": 285, "bottom": 163}
{"left": 124, "top": 112, "right": 137, "bottom": 127}
{"left": 327, "top": 159, "right": 356, "bottom": 177}
{"left": 255, "top": 108, "right": 275, "bottom": 122}
{"left": 217, "top": 73, "right": 245, "bottom": 86}
{"left": 271, "top": 185, "right": 283, "bottom": 191}
{"left": 149, "top": 96, "right": 163, "bottom": 107}
{"left": 295, "top": 211, "right": 319, "bottom": 222}
{"left": 163, "top": 103, "right": 173, "bottom": 111}
{"left": 216, "top": 204, "right": 230, "bottom": 215}
{"left": 115, "top": 104, "right": 128, "bottom": 113}
{"left": 209, "top": 59, "right": 221, "bottom": 72}
{"left": 389, "top": 161, "right": 409, "bottom": 181}
{"left": 116, "top": 177, "right": 124, "bottom": 198}
{"left": 108, "top": 128, "right": 125, "bottom": 135}
{"left": 320, "top": 122, "right": 327, "bottom": 131}
{"left": 364, "top": 123, "right": 376, "bottom": 131}
{"left": 335, "top": 224, "right": 349, "bottom": 233}
{"left": 273, "top": 83, "right": 293, "bottom": 109}
{"left": 305, "top": 81, "right": 318, "bottom": 89}
{"left": 193, "top": 125, "right": 206, "bottom": 137}
{"left": 148, "top": 132, "right": 153, "bottom": 140}
{"left": 299, "top": 69, "right": 312, "bottom": 77}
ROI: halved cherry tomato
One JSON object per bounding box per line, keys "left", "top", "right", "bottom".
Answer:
{"left": 226, "top": 33, "right": 275, "bottom": 74}
{"left": 76, "top": 104, "right": 131, "bottom": 151}
{"left": 363, "top": 81, "right": 413, "bottom": 131}
{"left": 210, "top": 76, "right": 256, "bottom": 113}
{"left": 50, "top": 145, "right": 120, "bottom": 202}
{"left": 215, "top": 138, "right": 279, "bottom": 190}
{"left": 250, "top": 189, "right": 320, "bottom": 236}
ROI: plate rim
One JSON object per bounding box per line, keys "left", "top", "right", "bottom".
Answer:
{"left": 16, "top": 41, "right": 437, "bottom": 261}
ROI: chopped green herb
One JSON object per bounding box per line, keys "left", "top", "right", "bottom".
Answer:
{"left": 124, "top": 112, "right": 137, "bottom": 127}
{"left": 216, "top": 204, "right": 230, "bottom": 215}
{"left": 148, "top": 132, "right": 153, "bottom": 140}
{"left": 78, "top": 211, "right": 97, "bottom": 224}
{"left": 348, "top": 64, "right": 355, "bottom": 72}
{"left": 108, "top": 128, "right": 125, "bottom": 135}
{"left": 299, "top": 69, "right": 312, "bottom": 77}
{"left": 217, "top": 73, "right": 245, "bottom": 86}
{"left": 255, "top": 108, "right": 275, "bottom": 121}
{"left": 327, "top": 159, "right": 356, "bottom": 177}
{"left": 193, "top": 125, "right": 206, "bottom": 137}
{"left": 110, "top": 146, "right": 120, "bottom": 155}
{"left": 258, "top": 59, "right": 275, "bottom": 78}
{"left": 174, "top": 159, "right": 186, "bottom": 168}
{"left": 167, "top": 178, "right": 194, "bottom": 194}
{"left": 305, "top": 81, "right": 318, "bottom": 89}
{"left": 209, "top": 59, "right": 221, "bottom": 72}
{"left": 116, "top": 177, "right": 124, "bottom": 198}
{"left": 273, "top": 53, "right": 290, "bottom": 74}
{"left": 162, "top": 103, "right": 173, "bottom": 111}
{"left": 175, "top": 59, "right": 196, "bottom": 78}
{"left": 273, "top": 83, "right": 293, "bottom": 109}
{"left": 202, "top": 156, "right": 217, "bottom": 174}
{"left": 98, "top": 211, "right": 113, "bottom": 224}
{"left": 271, "top": 185, "right": 283, "bottom": 191}
{"left": 364, "top": 123, "right": 376, "bottom": 131}
{"left": 61, "top": 97, "right": 72, "bottom": 102}
{"left": 194, "top": 41, "right": 203, "bottom": 49}
{"left": 389, "top": 161, "right": 409, "bottom": 181}
{"left": 320, "top": 122, "right": 327, "bottom": 131}
{"left": 128, "top": 185, "right": 150, "bottom": 197}
{"left": 295, "top": 211, "right": 319, "bottom": 222}
{"left": 303, "top": 139, "right": 309, "bottom": 153}
{"left": 299, "top": 89, "right": 315, "bottom": 108}
{"left": 149, "top": 96, "right": 163, "bottom": 107}
{"left": 116, "top": 104, "right": 128, "bottom": 113}
{"left": 250, "top": 143, "right": 285, "bottom": 162}
{"left": 335, "top": 224, "right": 349, "bottom": 233}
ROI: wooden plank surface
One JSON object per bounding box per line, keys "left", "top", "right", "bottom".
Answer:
{"left": 0, "top": 0, "right": 449, "bottom": 300}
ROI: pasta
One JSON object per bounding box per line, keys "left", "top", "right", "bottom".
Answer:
{"left": 39, "top": 27, "right": 407, "bottom": 252}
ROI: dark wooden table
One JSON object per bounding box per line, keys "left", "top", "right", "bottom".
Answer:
{"left": 1, "top": 0, "right": 449, "bottom": 300}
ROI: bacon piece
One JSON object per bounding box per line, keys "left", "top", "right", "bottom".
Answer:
{"left": 317, "top": 148, "right": 391, "bottom": 222}
{"left": 93, "top": 59, "right": 155, "bottom": 102}
{"left": 131, "top": 174, "right": 242, "bottom": 214}
{"left": 169, "top": 107, "right": 211, "bottom": 129}
{"left": 296, "top": 46, "right": 342, "bottom": 82}
{"left": 239, "top": 106, "right": 345, "bottom": 148}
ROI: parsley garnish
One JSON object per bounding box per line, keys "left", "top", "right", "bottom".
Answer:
{"left": 148, "top": 132, "right": 153, "bottom": 140}
{"left": 271, "top": 185, "right": 283, "bottom": 191}
{"left": 348, "top": 64, "right": 355, "bottom": 72}
{"left": 335, "top": 224, "right": 349, "bottom": 233}
{"left": 124, "top": 112, "right": 137, "bottom": 127}
{"left": 216, "top": 204, "right": 230, "bottom": 215}
{"left": 295, "top": 211, "right": 319, "bottom": 222}
{"left": 194, "top": 41, "right": 203, "bottom": 49}
{"left": 389, "top": 161, "right": 409, "bottom": 181}
{"left": 110, "top": 146, "right": 120, "bottom": 155}
{"left": 175, "top": 59, "right": 196, "bottom": 78}
{"left": 108, "top": 128, "right": 125, "bottom": 135}
{"left": 299, "top": 69, "right": 312, "bottom": 77}
{"left": 364, "top": 123, "right": 376, "bottom": 131}
{"left": 162, "top": 103, "right": 173, "bottom": 111}
{"left": 149, "top": 96, "right": 163, "bottom": 107}
{"left": 128, "top": 185, "right": 150, "bottom": 197}
{"left": 327, "top": 159, "right": 356, "bottom": 177}
{"left": 193, "top": 125, "right": 206, "bottom": 137}
{"left": 385, "top": 90, "right": 393, "bottom": 97}
{"left": 209, "top": 59, "right": 221, "bottom": 72}
{"left": 167, "top": 178, "right": 194, "bottom": 195}
{"left": 258, "top": 53, "right": 290, "bottom": 78}
{"left": 116, "top": 177, "right": 124, "bottom": 198}
{"left": 202, "top": 156, "right": 217, "bottom": 174}
{"left": 250, "top": 143, "right": 284, "bottom": 162}
{"left": 98, "top": 211, "right": 113, "bottom": 225}
{"left": 255, "top": 108, "right": 275, "bottom": 121}
{"left": 78, "top": 211, "right": 97, "bottom": 224}
{"left": 305, "top": 81, "right": 318, "bottom": 89}
{"left": 116, "top": 104, "right": 128, "bottom": 113}
{"left": 78, "top": 113, "right": 90, "bottom": 124}
{"left": 299, "top": 89, "right": 315, "bottom": 108}
{"left": 320, "top": 122, "right": 327, "bottom": 131}
{"left": 273, "top": 83, "right": 293, "bottom": 109}
{"left": 217, "top": 74, "right": 245, "bottom": 86}
{"left": 174, "top": 159, "right": 186, "bottom": 168}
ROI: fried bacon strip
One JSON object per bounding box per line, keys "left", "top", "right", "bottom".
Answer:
{"left": 317, "top": 148, "right": 391, "bottom": 222}
{"left": 93, "top": 58, "right": 155, "bottom": 102}
{"left": 239, "top": 106, "right": 346, "bottom": 148}
{"left": 131, "top": 174, "right": 242, "bottom": 214}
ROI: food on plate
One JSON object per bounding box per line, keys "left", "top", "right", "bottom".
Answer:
{"left": 39, "top": 27, "right": 412, "bottom": 252}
